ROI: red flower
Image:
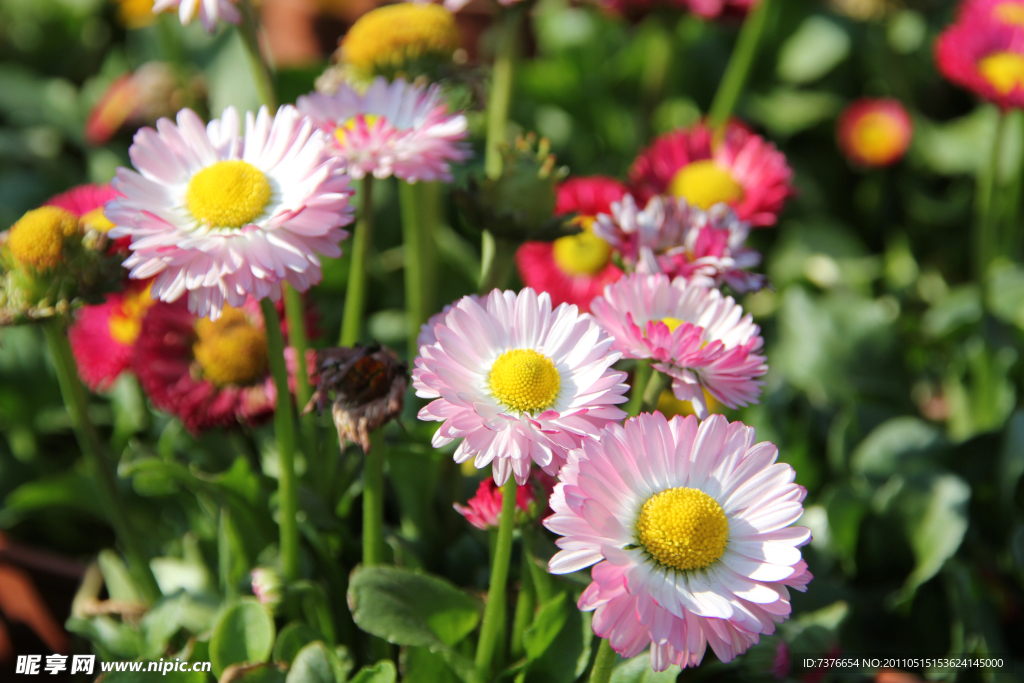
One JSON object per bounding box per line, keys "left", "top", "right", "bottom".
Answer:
{"left": 45, "top": 184, "right": 129, "bottom": 253}
{"left": 936, "top": 13, "right": 1024, "bottom": 109}
{"left": 69, "top": 282, "right": 155, "bottom": 391}
{"left": 629, "top": 120, "right": 794, "bottom": 227}
{"left": 837, "top": 98, "right": 914, "bottom": 167}
{"left": 132, "top": 298, "right": 311, "bottom": 433}
{"left": 961, "top": 0, "right": 1024, "bottom": 29}
{"left": 454, "top": 471, "right": 555, "bottom": 530}
{"left": 515, "top": 176, "right": 626, "bottom": 313}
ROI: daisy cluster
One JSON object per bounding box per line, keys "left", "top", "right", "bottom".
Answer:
{"left": 416, "top": 115, "right": 806, "bottom": 671}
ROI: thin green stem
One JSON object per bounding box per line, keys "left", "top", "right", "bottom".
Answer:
{"left": 588, "top": 638, "right": 617, "bottom": 683}
{"left": 478, "top": 232, "right": 515, "bottom": 294}
{"left": 400, "top": 181, "right": 429, "bottom": 359}
{"left": 522, "top": 527, "right": 555, "bottom": 605}
{"left": 43, "top": 319, "right": 159, "bottom": 602}
{"left": 976, "top": 109, "right": 1008, "bottom": 280}
{"left": 640, "top": 369, "right": 669, "bottom": 414}
{"left": 238, "top": 0, "right": 278, "bottom": 109}
{"left": 341, "top": 176, "right": 374, "bottom": 346}
{"left": 283, "top": 284, "right": 318, "bottom": 471}
{"left": 626, "top": 361, "right": 653, "bottom": 418}
{"left": 485, "top": 7, "right": 523, "bottom": 179}
{"left": 362, "top": 430, "right": 387, "bottom": 567}
{"left": 708, "top": 0, "right": 772, "bottom": 129}
{"left": 261, "top": 298, "right": 300, "bottom": 581}
{"left": 510, "top": 549, "right": 534, "bottom": 660}
{"left": 475, "top": 477, "right": 517, "bottom": 678}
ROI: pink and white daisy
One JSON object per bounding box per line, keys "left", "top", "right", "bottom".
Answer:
{"left": 545, "top": 412, "right": 812, "bottom": 671}
{"left": 593, "top": 195, "right": 765, "bottom": 293}
{"left": 296, "top": 77, "right": 469, "bottom": 183}
{"left": 516, "top": 176, "right": 627, "bottom": 313}
{"left": 590, "top": 273, "right": 766, "bottom": 418}
{"left": 106, "top": 105, "right": 353, "bottom": 320}
{"left": 413, "top": 288, "right": 629, "bottom": 486}
{"left": 152, "top": 0, "right": 240, "bottom": 32}
{"left": 629, "top": 121, "right": 794, "bottom": 227}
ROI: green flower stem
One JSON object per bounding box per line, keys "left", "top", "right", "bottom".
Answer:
{"left": 260, "top": 297, "right": 300, "bottom": 581}
{"left": 43, "top": 319, "right": 159, "bottom": 602}
{"left": 708, "top": 0, "right": 772, "bottom": 129}
{"left": 238, "top": 0, "right": 278, "bottom": 110}
{"left": 640, "top": 369, "right": 669, "bottom": 414}
{"left": 400, "top": 180, "right": 429, "bottom": 359}
{"left": 510, "top": 548, "right": 535, "bottom": 660}
{"left": 341, "top": 176, "right": 375, "bottom": 346}
{"left": 478, "top": 231, "right": 515, "bottom": 294}
{"left": 588, "top": 638, "right": 617, "bottom": 683}
{"left": 475, "top": 477, "right": 518, "bottom": 678}
{"left": 485, "top": 7, "right": 523, "bottom": 180}
{"left": 522, "top": 527, "right": 555, "bottom": 605}
{"left": 976, "top": 108, "right": 1008, "bottom": 280}
{"left": 283, "top": 284, "right": 318, "bottom": 474}
{"left": 626, "top": 361, "right": 653, "bottom": 418}
{"left": 362, "top": 430, "right": 387, "bottom": 567}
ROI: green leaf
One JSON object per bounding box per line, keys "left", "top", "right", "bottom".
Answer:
{"left": 98, "top": 549, "right": 145, "bottom": 604}
{"left": 609, "top": 654, "right": 679, "bottom": 683}
{"left": 850, "top": 417, "right": 946, "bottom": 478}
{"left": 986, "top": 260, "right": 1024, "bottom": 330}
{"left": 520, "top": 592, "right": 584, "bottom": 683}
{"left": 273, "top": 622, "right": 323, "bottom": 665}
{"left": 776, "top": 16, "right": 850, "bottom": 84}
{"left": 399, "top": 647, "right": 460, "bottom": 683}
{"left": 999, "top": 412, "right": 1024, "bottom": 508}
{"left": 347, "top": 566, "right": 481, "bottom": 651}
{"left": 349, "top": 660, "right": 398, "bottom": 683}
{"left": 210, "top": 599, "right": 276, "bottom": 676}
{"left": 0, "top": 469, "right": 105, "bottom": 526}
{"left": 522, "top": 593, "right": 569, "bottom": 661}
{"left": 894, "top": 473, "right": 971, "bottom": 601}
{"left": 922, "top": 285, "right": 982, "bottom": 338}
{"left": 95, "top": 670, "right": 209, "bottom": 683}
{"left": 285, "top": 641, "right": 347, "bottom": 683}
{"left": 747, "top": 89, "right": 843, "bottom": 137}
{"left": 66, "top": 616, "right": 144, "bottom": 661}
{"left": 140, "top": 591, "right": 219, "bottom": 659}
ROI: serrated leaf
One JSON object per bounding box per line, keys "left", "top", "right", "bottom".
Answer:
{"left": 210, "top": 599, "right": 276, "bottom": 676}
{"left": 347, "top": 566, "right": 481, "bottom": 651}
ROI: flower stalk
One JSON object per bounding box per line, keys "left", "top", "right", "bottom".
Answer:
{"left": 341, "top": 177, "right": 375, "bottom": 346}
{"left": 400, "top": 180, "right": 430, "bottom": 358}
{"left": 708, "top": 0, "right": 773, "bottom": 129}
{"left": 485, "top": 7, "right": 523, "bottom": 180}
{"left": 475, "top": 477, "right": 518, "bottom": 678}
{"left": 43, "top": 319, "right": 160, "bottom": 601}
{"left": 261, "top": 297, "right": 300, "bottom": 581}
{"left": 588, "top": 638, "right": 617, "bottom": 683}
{"left": 976, "top": 108, "right": 1008, "bottom": 279}
{"left": 238, "top": 0, "right": 278, "bottom": 110}
{"left": 283, "top": 284, "right": 319, "bottom": 474}
{"left": 362, "top": 430, "right": 387, "bottom": 567}
{"left": 640, "top": 368, "right": 669, "bottom": 414}
{"left": 626, "top": 361, "right": 653, "bottom": 417}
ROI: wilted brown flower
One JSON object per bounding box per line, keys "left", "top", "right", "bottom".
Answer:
{"left": 303, "top": 344, "right": 407, "bottom": 452}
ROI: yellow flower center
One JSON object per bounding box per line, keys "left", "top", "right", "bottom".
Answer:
{"left": 334, "top": 114, "right": 381, "bottom": 147}
{"left": 192, "top": 307, "right": 269, "bottom": 387}
{"left": 186, "top": 160, "right": 271, "bottom": 229}
{"left": 979, "top": 51, "right": 1024, "bottom": 95}
{"left": 108, "top": 284, "right": 155, "bottom": 346}
{"left": 669, "top": 160, "right": 745, "bottom": 210}
{"left": 488, "top": 348, "right": 561, "bottom": 414}
{"left": 656, "top": 388, "right": 721, "bottom": 419}
{"left": 6, "top": 207, "right": 79, "bottom": 271}
{"left": 659, "top": 317, "right": 685, "bottom": 333}
{"left": 849, "top": 111, "right": 905, "bottom": 165}
{"left": 552, "top": 221, "right": 613, "bottom": 276}
{"left": 994, "top": 2, "right": 1024, "bottom": 28}
{"left": 342, "top": 3, "right": 460, "bottom": 76}
{"left": 81, "top": 207, "right": 116, "bottom": 233}
{"left": 636, "top": 487, "right": 729, "bottom": 572}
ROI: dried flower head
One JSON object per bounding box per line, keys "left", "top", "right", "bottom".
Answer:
{"left": 305, "top": 344, "right": 408, "bottom": 452}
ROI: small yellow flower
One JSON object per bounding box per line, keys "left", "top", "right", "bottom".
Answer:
{"left": 341, "top": 3, "right": 460, "bottom": 79}
{"left": 113, "top": 0, "right": 158, "bottom": 29}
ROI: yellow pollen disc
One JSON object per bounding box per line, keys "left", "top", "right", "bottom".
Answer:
{"left": 335, "top": 114, "right": 381, "bottom": 147}
{"left": 81, "top": 207, "right": 116, "bottom": 233}
{"left": 636, "top": 487, "right": 729, "bottom": 572}
{"left": 488, "top": 348, "right": 561, "bottom": 413}
{"left": 186, "top": 160, "right": 271, "bottom": 229}
{"left": 849, "top": 111, "right": 904, "bottom": 165}
{"left": 192, "top": 307, "right": 269, "bottom": 387}
{"left": 108, "top": 284, "right": 155, "bottom": 346}
{"left": 660, "top": 317, "right": 685, "bottom": 333}
{"left": 6, "top": 206, "right": 79, "bottom": 271}
{"left": 995, "top": 2, "right": 1024, "bottom": 28}
{"left": 552, "top": 225, "right": 613, "bottom": 276}
{"left": 979, "top": 51, "right": 1024, "bottom": 95}
{"left": 342, "top": 3, "right": 460, "bottom": 75}
{"left": 669, "top": 160, "right": 745, "bottom": 210}
{"left": 656, "top": 388, "right": 721, "bottom": 419}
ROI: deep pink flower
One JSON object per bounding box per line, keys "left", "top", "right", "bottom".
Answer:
{"left": 936, "top": 13, "right": 1024, "bottom": 109}
{"left": 454, "top": 471, "right": 554, "bottom": 530}
{"left": 836, "top": 98, "right": 913, "bottom": 167}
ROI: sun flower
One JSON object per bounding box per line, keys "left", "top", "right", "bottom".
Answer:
{"left": 297, "top": 78, "right": 469, "bottom": 183}
{"left": 629, "top": 121, "right": 794, "bottom": 227}
{"left": 413, "top": 287, "right": 629, "bottom": 486}
{"left": 590, "top": 272, "right": 766, "bottom": 418}
{"left": 545, "top": 412, "right": 812, "bottom": 671}
{"left": 106, "top": 105, "right": 353, "bottom": 320}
